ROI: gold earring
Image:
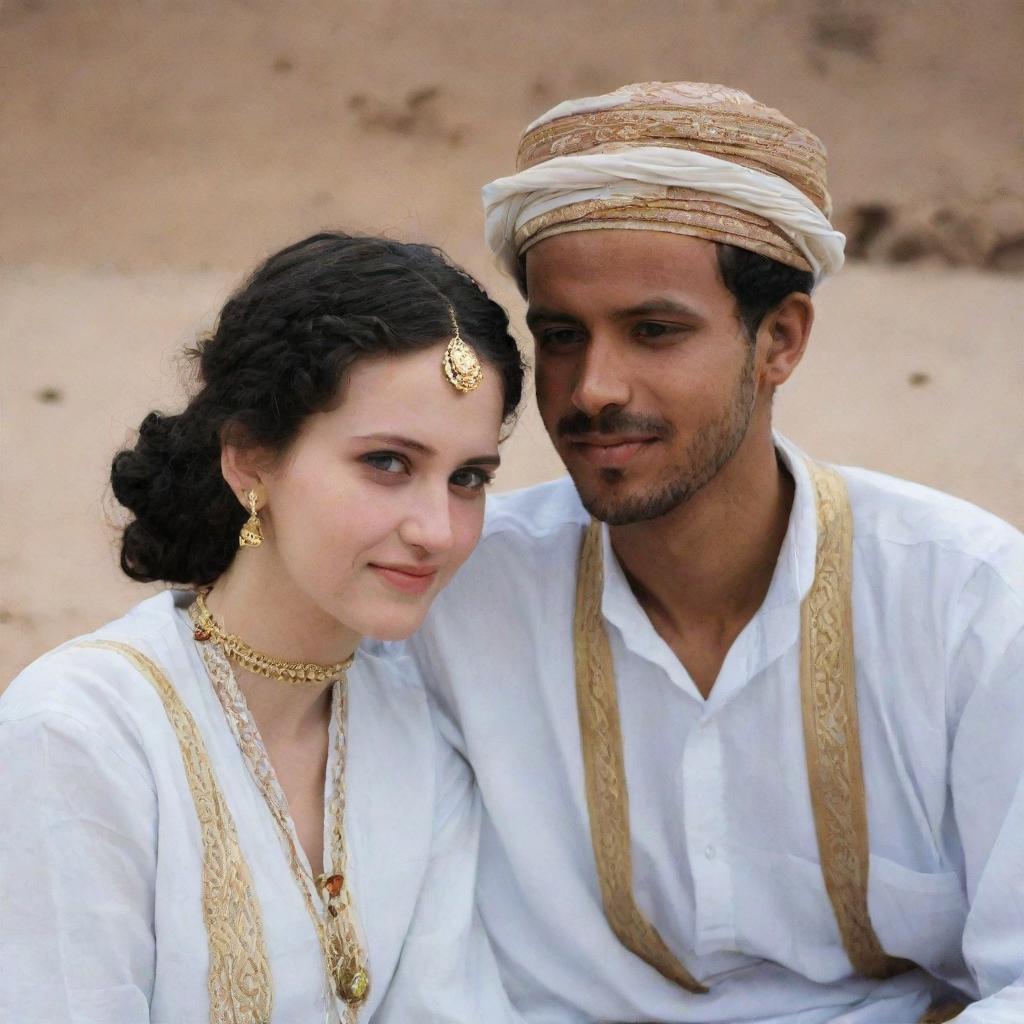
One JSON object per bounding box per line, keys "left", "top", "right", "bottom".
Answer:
{"left": 238, "top": 489, "right": 264, "bottom": 548}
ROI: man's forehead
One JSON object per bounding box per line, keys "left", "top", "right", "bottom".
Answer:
{"left": 524, "top": 230, "right": 724, "bottom": 305}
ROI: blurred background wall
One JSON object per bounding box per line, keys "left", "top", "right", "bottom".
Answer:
{"left": 2, "top": 0, "right": 1022, "bottom": 680}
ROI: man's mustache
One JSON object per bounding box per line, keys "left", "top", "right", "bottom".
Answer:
{"left": 556, "top": 408, "right": 673, "bottom": 440}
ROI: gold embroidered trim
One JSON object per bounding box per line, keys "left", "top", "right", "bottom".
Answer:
{"left": 573, "top": 520, "right": 707, "bottom": 993}
{"left": 189, "top": 615, "right": 369, "bottom": 1019}
{"left": 517, "top": 105, "right": 829, "bottom": 214}
{"left": 79, "top": 640, "right": 272, "bottom": 1024}
{"left": 799, "top": 462, "right": 913, "bottom": 980}
{"left": 515, "top": 190, "right": 811, "bottom": 271}
{"left": 571, "top": 459, "right": 933, "bottom": 996}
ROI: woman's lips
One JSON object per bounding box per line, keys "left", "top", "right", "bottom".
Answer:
{"left": 370, "top": 564, "right": 439, "bottom": 596}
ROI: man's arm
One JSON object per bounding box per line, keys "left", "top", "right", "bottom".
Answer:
{"left": 371, "top": 695, "right": 523, "bottom": 1023}
{"left": 946, "top": 558, "right": 1024, "bottom": 1021}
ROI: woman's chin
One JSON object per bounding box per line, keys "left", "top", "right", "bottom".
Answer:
{"left": 358, "top": 610, "right": 430, "bottom": 644}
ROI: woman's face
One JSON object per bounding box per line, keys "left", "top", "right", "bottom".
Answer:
{"left": 254, "top": 341, "right": 506, "bottom": 642}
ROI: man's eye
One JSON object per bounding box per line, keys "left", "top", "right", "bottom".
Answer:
{"left": 450, "top": 467, "right": 494, "bottom": 492}
{"left": 634, "top": 321, "right": 679, "bottom": 339}
{"left": 537, "top": 327, "right": 583, "bottom": 349}
{"left": 363, "top": 452, "right": 407, "bottom": 474}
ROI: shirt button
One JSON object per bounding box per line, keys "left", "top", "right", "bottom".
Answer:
{"left": 704, "top": 844, "right": 717, "bottom": 860}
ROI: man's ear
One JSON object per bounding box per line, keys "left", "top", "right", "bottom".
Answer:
{"left": 757, "top": 292, "right": 814, "bottom": 388}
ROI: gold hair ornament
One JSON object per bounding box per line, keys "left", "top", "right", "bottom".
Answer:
{"left": 191, "top": 590, "right": 354, "bottom": 686}
{"left": 238, "top": 489, "right": 264, "bottom": 548}
{"left": 442, "top": 307, "right": 484, "bottom": 393}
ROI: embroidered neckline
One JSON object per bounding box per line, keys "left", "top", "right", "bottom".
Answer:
{"left": 188, "top": 601, "right": 370, "bottom": 1018}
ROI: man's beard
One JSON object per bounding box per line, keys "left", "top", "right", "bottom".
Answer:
{"left": 562, "top": 346, "right": 757, "bottom": 526}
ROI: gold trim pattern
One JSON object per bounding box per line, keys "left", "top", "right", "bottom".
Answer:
{"left": 516, "top": 190, "right": 811, "bottom": 272}
{"left": 573, "top": 520, "right": 707, "bottom": 993}
{"left": 79, "top": 639, "right": 272, "bottom": 1024}
{"left": 517, "top": 104, "right": 830, "bottom": 215}
{"left": 570, "top": 458, "right": 957, "bottom": 1000}
{"left": 799, "top": 462, "right": 913, "bottom": 980}
{"left": 189, "top": 611, "right": 369, "bottom": 1018}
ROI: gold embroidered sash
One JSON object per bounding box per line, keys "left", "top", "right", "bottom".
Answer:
{"left": 81, "top": 640, "right": 272, "bottom": 1024}
{"left": 799, "top": 462, "right": 912, "bottom": 980}
{"left": 571, "top": 461, "right": 966, "bottom": 1021}
{"left": 573, "top": 520, "right": 707, "bottom": 993}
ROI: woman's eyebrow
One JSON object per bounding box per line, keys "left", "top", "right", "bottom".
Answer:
{"left": 356, "top": 435, "right": 501, "bottom": 467}
{"left": 355, "top": 433, "right": 433, "bottom": 454}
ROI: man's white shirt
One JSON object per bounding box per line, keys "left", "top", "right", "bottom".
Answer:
{"left": 407, "top": 435, "right": 1024, "bottom": 1024}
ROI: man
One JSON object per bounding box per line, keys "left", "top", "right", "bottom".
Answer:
{"left": 407, "top": 83, "right": 1024, "bottom": 1022}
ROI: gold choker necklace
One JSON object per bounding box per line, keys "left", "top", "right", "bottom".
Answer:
{"left": 191, "top": 590, "right": 354, "bottom": 686}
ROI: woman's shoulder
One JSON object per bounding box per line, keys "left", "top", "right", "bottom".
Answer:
{"left": 1, "top": 590, "right": 196, "bottom": 740}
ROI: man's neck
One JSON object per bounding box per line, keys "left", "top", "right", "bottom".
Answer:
{"left": 608, "top": 433, "right": 794, "bottom": 696}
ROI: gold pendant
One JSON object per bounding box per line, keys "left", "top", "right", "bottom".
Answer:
{"left": 334, "top": 962, "right": 371, "bottom": 1005}
{"left": 442, "top": 333, "right": 483, "bottom": 393}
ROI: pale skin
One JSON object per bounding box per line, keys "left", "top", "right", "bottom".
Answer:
{"left": 210, "top": 341, "right": 504, "bottom": 875}
{"left": 526, "top": 230, "right": 813, "bottom": 698}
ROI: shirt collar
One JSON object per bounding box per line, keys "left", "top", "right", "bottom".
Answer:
{"left": 598, "top": 433, "right": 820, "bottom": 697}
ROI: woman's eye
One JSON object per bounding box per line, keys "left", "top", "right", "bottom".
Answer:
{"left": 450, "top": 467, "right": 494, "bottom": 492}
{"left": 363, "top": 452, "right": 407, "bottom": 475}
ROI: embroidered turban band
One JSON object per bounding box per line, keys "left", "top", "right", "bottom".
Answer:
{"left": 483, "top": 82, "right": 846, "bottom": 281}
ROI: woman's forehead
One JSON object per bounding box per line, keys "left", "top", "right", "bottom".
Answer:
{"left": 304, "top": 344, "right": 505, "bottom": 455}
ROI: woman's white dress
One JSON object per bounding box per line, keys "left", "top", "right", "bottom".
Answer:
{"left": 0, "top": 590, "right": 516, "bottom": 1024}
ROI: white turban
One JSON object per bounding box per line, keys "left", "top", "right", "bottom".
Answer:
{"left": 481, "top": 81, "right": 846, "bottom": 282}
{"left": 483, "top": 146, "right": 846, "bottom": 281}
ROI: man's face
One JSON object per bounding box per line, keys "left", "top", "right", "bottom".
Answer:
{"left": 526, "top": 230, "right": 761, "bottom": 526}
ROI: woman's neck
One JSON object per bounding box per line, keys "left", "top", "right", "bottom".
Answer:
{"left": 202, "top": 551, "right": 360, "bottom": 739}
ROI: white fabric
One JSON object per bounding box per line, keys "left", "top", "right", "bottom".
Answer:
{"left": 0, "top": 591, "right": 520, "bottom": 1024}
{"left": 482, "top": 147, "right": 847, "bottom": 280}
{"left": 406, "top": 435, "right": 1024, "bottom": 1024}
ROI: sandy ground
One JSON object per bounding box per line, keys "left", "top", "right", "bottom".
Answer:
{"left": 2, "top": 0, "right": 1022, "bottom": 683}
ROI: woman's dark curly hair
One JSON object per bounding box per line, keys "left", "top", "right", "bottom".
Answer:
{"left": 111, "top": 232, "right": 525, "bottom": 586}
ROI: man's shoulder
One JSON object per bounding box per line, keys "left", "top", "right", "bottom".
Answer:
{"left": 421, "top": 478, "right": 585, "bottom": 622}
{"left": 482, "top": 475, "right": 588, "bottom": 543}
{"left": 840, "top": 463, "right": 1023, "bottom": 592}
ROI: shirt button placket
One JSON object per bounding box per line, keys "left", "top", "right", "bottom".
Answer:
{"left": 682, "top": 716, "right": 735, "bottom": 954}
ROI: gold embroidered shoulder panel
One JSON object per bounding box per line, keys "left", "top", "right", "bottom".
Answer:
{"left": 79, "top": 639, "right": 272, "bottom": 1024}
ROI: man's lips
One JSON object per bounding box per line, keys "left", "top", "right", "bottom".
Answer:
{"left": 369, "top": 563, "right": 439, "bottom": 595}
{"left": 564, "top": 435, "right": 659, "bottom": 467}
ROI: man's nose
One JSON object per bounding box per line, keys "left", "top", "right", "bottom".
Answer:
{"left": 570, "top": 336, "right": 631, "bottom": 418}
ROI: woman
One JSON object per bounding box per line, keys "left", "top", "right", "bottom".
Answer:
{"left": 0, "top": 233, "right": 525, "bottom": 1022}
